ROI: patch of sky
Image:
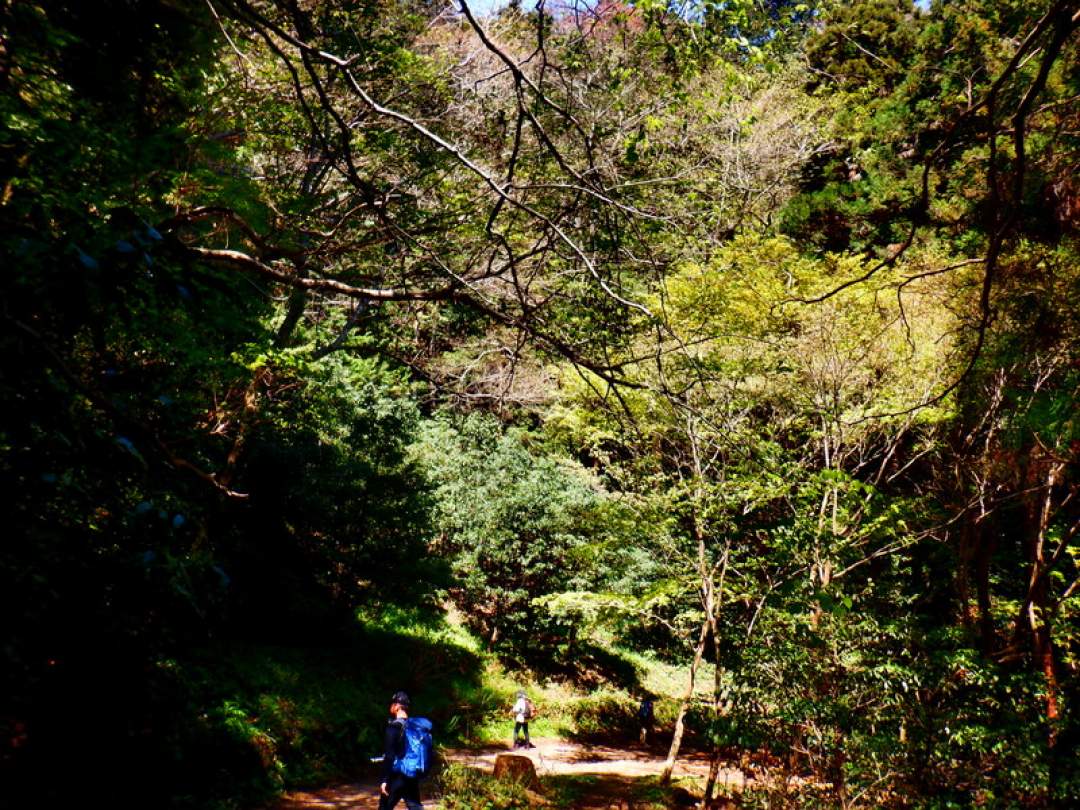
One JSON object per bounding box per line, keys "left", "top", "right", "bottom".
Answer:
{"left": 459, "top": 0, "right": 509, "bottom": 15}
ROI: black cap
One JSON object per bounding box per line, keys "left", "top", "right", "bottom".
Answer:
{"left": 391, "top": 691, "right": 410, "bottom": 708}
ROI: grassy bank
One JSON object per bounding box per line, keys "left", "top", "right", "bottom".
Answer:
{"left": 154, "top": 606, "right": 712, "bottom": 808}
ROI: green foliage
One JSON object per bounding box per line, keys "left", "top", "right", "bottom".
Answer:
{"left": 148, "top": 603, "right": 498, "bottom": 808}
{"left": 806, "top": 0, "right": 921, "bottom": 92}
{"left": 1, "top": 4, "right": 443, "bottom": 804}
{"left": 4, "top": 0, "right": 1079, "bottom": 807}
{"left": 437, "top": 761, "right": 533, "bottom": 810}
{"left": 226, "top": 351, "right": 438, "bottom": 634}
{"left": 569, "top": 689, "right": 641, "bottom": 740}
{"left": 414, "top": 413, "right": 633, "bottom": 665}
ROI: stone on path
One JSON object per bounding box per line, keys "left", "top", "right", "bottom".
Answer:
{"left": 493, "top": 752, "right": 538, "bottom": 786}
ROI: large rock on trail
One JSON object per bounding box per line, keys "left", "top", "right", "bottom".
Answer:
{"left": 493, "top": 752, "right": 538, "bottom": 786}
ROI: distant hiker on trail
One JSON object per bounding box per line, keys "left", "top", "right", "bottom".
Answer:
{"left": 637, "top": 695, "right": 655, "bottom": 745}
{"left": 511, "top": 689, "right": 536, "bottom": 749}
{"left": 378, "top": 691, "right": 433, "bottom": 810}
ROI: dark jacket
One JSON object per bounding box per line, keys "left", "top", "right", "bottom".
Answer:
{"left": 380, "top": 717, "right": 408, "bottom": 784}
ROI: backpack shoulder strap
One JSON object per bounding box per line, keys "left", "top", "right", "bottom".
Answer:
{"left": 391, "top": 718, "right": 407, "bottom": 749}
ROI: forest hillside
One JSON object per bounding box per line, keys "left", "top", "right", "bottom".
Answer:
{"left": 2, "top": 1, "right": 1078, "bottom": 808}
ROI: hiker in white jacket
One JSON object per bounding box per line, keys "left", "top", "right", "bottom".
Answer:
{"left": 511, "top": 690, "right": 535, "bottom": 749}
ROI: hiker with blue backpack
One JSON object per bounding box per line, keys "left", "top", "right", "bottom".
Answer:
{"left": 378, "top": 691, "right": 433, "bottom": 810}
{"left": 637, "top": 695, "right": 655, "bottom": 746}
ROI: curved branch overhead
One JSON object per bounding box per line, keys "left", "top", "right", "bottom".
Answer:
{"left": 213, "top": 0, "right": 655, "bottom": 328}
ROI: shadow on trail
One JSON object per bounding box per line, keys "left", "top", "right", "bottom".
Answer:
{"left": 541, "top": 772, "right": 697, "bottom": 809}
{"left": 272, "top": 781, "right": 382, "bottom": 810}
{"left": 558, "top": 741, "right": 670, "bottom": 766}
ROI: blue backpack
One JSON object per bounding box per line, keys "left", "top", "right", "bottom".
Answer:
{"left": 392, "top": 717, "right": 434, "bottom": 779}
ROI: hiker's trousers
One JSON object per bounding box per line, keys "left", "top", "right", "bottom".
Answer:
{"left": 379, "top": 773, "right": 421, "bottom": 810}
{"left": 514, "top": 721, "right": 530, "bottom": 746}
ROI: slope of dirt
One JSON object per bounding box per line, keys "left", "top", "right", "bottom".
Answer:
{"left": 447, "top": 737, "right": 747, "bottom": 784}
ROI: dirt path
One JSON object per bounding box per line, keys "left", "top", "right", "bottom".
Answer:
{"left": 446, "top": 737, "right": 747, "bottom": 784}
{"left": 271, "top": 737, "right": 749, "bottom": 809}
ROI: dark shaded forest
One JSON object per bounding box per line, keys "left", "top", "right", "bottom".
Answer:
{"left": 2, "top": 1, "right": 1078, "bottom": 807}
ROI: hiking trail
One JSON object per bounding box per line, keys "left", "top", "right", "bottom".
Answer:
{"left": 271, "top": 736, "right": 750, "bottom": 808}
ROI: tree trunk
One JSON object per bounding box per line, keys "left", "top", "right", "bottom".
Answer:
{"left": 274, "top": 263, "right": 308, "bottom": 348}
{"left": 702, "top": 544, "right": 731, "bottom": 803}
{"left": 973, "top": 525, "right": 996, "bottom": 656}
{"left": 703, "top": 607, "right": 724, "bottom": 802}
{"left": 668, "top": 421, "right": 725, "bottom": 789}
{"left": 1034, "top": 617, "right": 1060, "bottom": 747}
{"left": 1012, "top": 457, "right": 1065, "bottom": 746}
{"left": 661, "top": 615, "right": 709, "bottom": 785}
{"left": 956, "top": 522, "right": 977, "bottom": 632}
